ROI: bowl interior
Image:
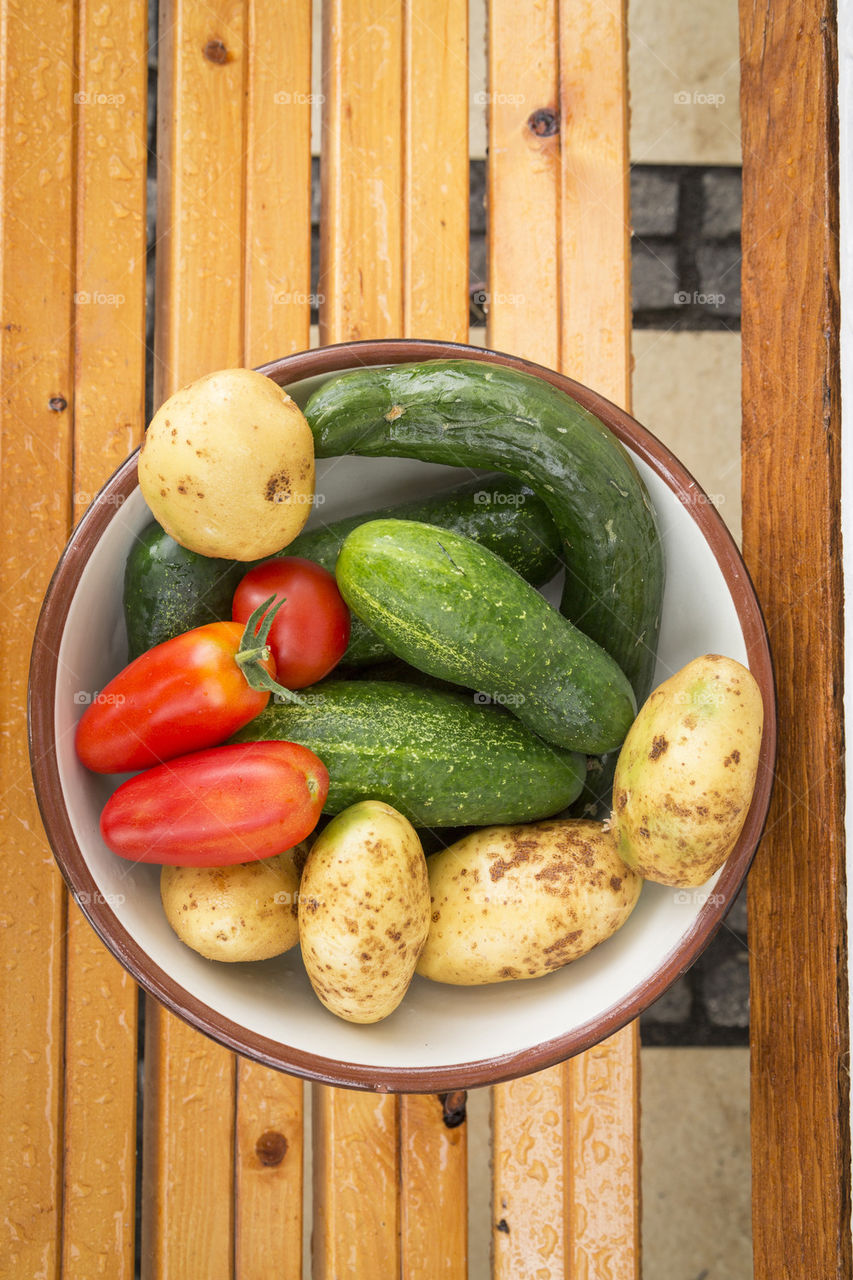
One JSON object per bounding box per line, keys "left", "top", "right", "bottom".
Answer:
{"left": 34, "top": 344, "right": 774, "bottom": 1090}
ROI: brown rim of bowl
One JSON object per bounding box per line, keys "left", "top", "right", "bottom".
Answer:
{"left": 29, "top": 338, "right": 776, "bottom": 1093}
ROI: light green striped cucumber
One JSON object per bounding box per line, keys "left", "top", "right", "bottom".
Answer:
{"left": 232, "top": 679, "right": 585, "bottom": 827}
{"left": 284, "top": 472, "right": 562, "bottom": 666}
{"left": 335, "top": 519, "right": 636, "bottom": 754}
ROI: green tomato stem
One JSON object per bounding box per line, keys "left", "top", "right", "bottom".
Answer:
{"left": 235, "top": 595, "right": 304, "bottom": 705}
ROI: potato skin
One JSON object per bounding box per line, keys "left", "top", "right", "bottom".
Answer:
{"left": 416, "top": 819, "right": 642, "bottom": 985}
{"left": 298, "top": 800, "right": 430, "bottom": 1023}
{"left": 160, "top": 843, "right": 308, "bottom": 962}
{"left": 611, "top": 654, "right": 764, "bottom": 887}
{"left": 138, "top": 367, "right": 315, "bottom": 560}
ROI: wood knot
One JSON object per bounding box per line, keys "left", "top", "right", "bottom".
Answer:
{"left": 203, "top": 38, "right": 229, "bottom": 64}
{"left": 439, "top": 1090, "right": 467, "bottom": 1129}
{"left": 527, "top": 108, "right": 559, "bottom": 136}
{"left": 255, "top": 1130, "right": 288, "bottom": 1166}
{"left": 48, "top": 396, "right": 67, "bottom": 412}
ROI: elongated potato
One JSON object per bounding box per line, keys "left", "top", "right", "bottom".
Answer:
{"left": 611, "top": 653, "right": 763, "bottom": 886}
{"left": 416, "top": 819, "right": 642, "bottom": 985}
{"left": 160, "top": 842, "right": 308, "bottom": 962}
{"left": 298, "top": 800, "right": 430, "bottom": 1023}
{"left": 138, "top": 367, "right": 315, "bottom": 559}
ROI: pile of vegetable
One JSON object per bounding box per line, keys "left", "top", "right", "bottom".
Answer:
{"left": 75, "top": 363, "right": 764, "bottom": 1026}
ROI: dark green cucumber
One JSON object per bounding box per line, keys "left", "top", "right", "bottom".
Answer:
{"left": 123, "top": 521, "right": 244, "bottom": 659}
{"left": 285, "top": 473, "right": 562, "bottom": 665}
{"left": 336, "top": 519, "right": 636, "bottom": 754}
{"left": 304, "top": 359, "right": 664, "bottom": 702}
{"left": 232, "top": 679, "right": 585, "bottom": 827}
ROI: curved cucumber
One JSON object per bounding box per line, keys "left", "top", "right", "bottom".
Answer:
{"left": 123, "top": 521, "right": 244, "bottom": 660}
{"left": 304, "top": 359, "right": 664, "bottom": 702}
{"left": 286, "top": 473, "right": 562, "bottom": 666}
{"left": 336, "top": 520, "right": 636, "bottom": 754}
{"left": 232, "top": 679, "right": 585, "bottom": 827}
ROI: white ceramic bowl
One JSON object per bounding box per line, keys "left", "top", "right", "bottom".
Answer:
{"left": 29, "top": 339, "right": 775, "bottom": 1091}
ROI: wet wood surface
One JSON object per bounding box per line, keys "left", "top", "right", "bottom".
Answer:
{"left": 63, "top": 2, "right": 149, "bottom": 1275}
{"left": 739, "top": 0, "right": 851, "bottom": 1275}
{"left": 2, "top": 0, "right": 840, "bottom": 1275}
{"left": 489, "top": 0, "right": 639, "bottom": 1274}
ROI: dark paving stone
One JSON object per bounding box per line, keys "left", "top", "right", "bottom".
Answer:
{"left": 695, "top": 242, "right": 741, "bottom": 316}
{"left": 310, "top": 156, "right": 321, "bottom": 223}
{"left": 146, "top": 174, "right": 157, "bottom": 249}
{"left": 147, "top": 68, "right": 157, "bottom": 150}
{"left": 632, "top": 241, "right": 679, "bottom": 310}
{"left": 469, "top": 233, "right": 487, "bottom": 294}
{"left": 469, "top": 159, "right": 487, "bottom": 233}
{"left": 148, "top": 0, "right": 159, "bottom": 70}
{"left": 724, "top": 882, "right": 748, "bottom": 936}
{"left": 645, "top": 975, "right": 692, "bottom": 1024}
{"left": 704, "top": 953, "right": 750, "bottom": 1027}
{"left": 702, "top": 168, "right": 742, "bottom": 238}
{"left": 641, "top": 906, "right": 749, "bottom": 1046}
{"left": 631, "top": 167, "right": 679, "bottom": 237}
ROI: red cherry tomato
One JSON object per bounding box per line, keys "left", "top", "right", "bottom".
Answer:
{"left": 75, "top": 598, "right": 294, "bottom": 774}
{"left": 100, "top": 741, "right": 329, "bottom": 865}
{"left": 232, "top": 557, "right": 351, "bottom": 688}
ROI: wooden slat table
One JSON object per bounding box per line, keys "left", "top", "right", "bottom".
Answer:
{"left": 0, "top": 0, "right": 847, "bottom": 1277}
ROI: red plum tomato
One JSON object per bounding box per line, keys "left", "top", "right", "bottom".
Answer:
{"left": 74, "top": 597, "right": 290, "bottom": 775}
{"left": 100, "top": 740, "right": 329, "bottom": 865}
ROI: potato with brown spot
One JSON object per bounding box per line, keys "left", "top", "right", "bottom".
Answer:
{"left": 610, "top": 654, "right": 764, "bottom": 886}
{"left": 298, "top": 800, "right": 430, "bottom": 1023}
{"left": 138, "top": 367, "right": 315, "bottom": 559}
{"left": 416, "top": 819, "right": 642, "bottom": 985}
{"left": 159, "top": 842, "right": 308, "bottom": 961}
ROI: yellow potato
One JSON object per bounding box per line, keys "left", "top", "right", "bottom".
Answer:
{"left": 160, "top": 843, "right": 308, "bottom": 962}
{"left": 138, "top": 367, "right": 315, "bottom": 559}
{"left": 298, "top": 800, "right": 430, "bottom": 1023}
{"left": 416, "top": 819, "right": 642, "bottom": 985}
{"left": 610, "top": 653, "right": 764, "bottom": 886}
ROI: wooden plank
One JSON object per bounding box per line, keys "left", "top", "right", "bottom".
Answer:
{"left": 153, "top": 0, "right": 247, "bottom": 405}
{"left": 557, "top": 0, "right": 631, "bottom": 399}
{"left": 399, "top": 4, "right": 470, "bottom": 1276}
{"left": 62, "top": 1, "right": 149, "bottom": 1274}
{"left": 234, "top": 3, "right": 313, "bottom": 1275}
{"left": 242, "top": 0, "right": 312, "bottom": 365}
{"left": 313, "top": 3, "right": 403, "bottom": 1275}
{"left": 142, "top": 1002, "right": 236, "bottom": 1279}
{"left": 143, "top": 2, "right": 248, "bottom": 1274}
{"left": 0, "top": 1, "right": 76, "bottom": 1275}
{"left": 403, "top": 0, "right": 469, "bottom": 341}
{"left": 492, "top": 1069, "right": 570, "bottom": 1276}
{"left": 318, "top": 0, "right": 404, "bottom": 345}
{"left": 400, "top": 1094, "right": 468, "bottom": 1280}
{"left": 558, "top": 2, "right": 639, "bottom": 1274}
{"left": 739, "top": 0, "right": 851, "bottom": 1274}
{"left": 312, "top": 1092, "right": 401, "bottom": 1280}
{"left": 565, "top": 1027, "right": 640, "bottom": 1276}
{"left": 487, "top": 10, "right": 569, "bottom": 1272}
{"left": 235, "top": 1061, "right": 304, "bottom": 1280}
{"left": 489, "top": 0, "right": 639, "bottom": 1273}
{"left": 486, "top": 0, "right": 560, "bottom": 369}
